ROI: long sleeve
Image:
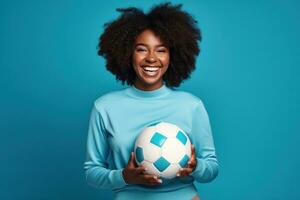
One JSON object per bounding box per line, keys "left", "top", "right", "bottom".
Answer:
{"left": 190, "top": 101, "right": 219, "bottom": 183}
{"left": 83, "top": 103, "right": 127, "bottom": 189}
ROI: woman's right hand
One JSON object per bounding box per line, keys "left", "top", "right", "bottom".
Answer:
{"left": 122, "top": 152, "right": 162, "bottom": 186}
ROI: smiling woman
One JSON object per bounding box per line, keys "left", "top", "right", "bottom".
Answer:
{"left": 84, "top": 2, "right": 218, "bottom": 200}
{"left": 97, "top": 2, "right": 201, "bottom": 89}
{"left": 132, "top": 29, "right": 170, "bottom": 91}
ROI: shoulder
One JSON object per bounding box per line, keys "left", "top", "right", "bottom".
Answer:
{"left": 93, "top": 87, "right": 128, "bottom": 112}
{"left": 170, "top": 88, "right": 205, "bottom": 108}
{"left": 171, "top": 90, "right": 210, "bottom": 121}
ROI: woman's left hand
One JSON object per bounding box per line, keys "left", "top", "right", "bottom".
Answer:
{"left": 176, "top": 144, "right": 197, "bottom": 177}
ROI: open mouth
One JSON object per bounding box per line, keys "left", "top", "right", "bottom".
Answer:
{"left": 142, "top": 66, "right": 160, "bottom": 76}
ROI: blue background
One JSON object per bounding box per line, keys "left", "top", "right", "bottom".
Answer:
{"left": 1, "top": 0, "right": 299, "bottom": 199}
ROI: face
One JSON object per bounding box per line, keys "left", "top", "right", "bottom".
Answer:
{"left": 132, "top": 29, "right": 170, "bottom": 91}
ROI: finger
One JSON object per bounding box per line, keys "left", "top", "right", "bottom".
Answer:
{"left": 141, "top": 174, "right": 162, "bottom": 184}
{"left": 181, "top": 168, "right": 192, "bottom": 177}
{"left": 129, "top": 152, "right": 134, "bottom": 162}
{"left": 189, "top": 146, "right": 197, "bottom": 166}
{"left": 191, "top": 145, "right": 196, "bottom": 155}
{"left": 187, "top": 159, "right": 196, "bottom": 168}
{"left": 127, "top": 152, "right": 135, "bottom": 167}
{"left": 134, "top": 166, "right": 147, "bottom": 174}
{"left": 141, "top": 174, "right": 158, "bottom": 180}
{"left": 177, "top": 168, "right": 193, "bottom": 177}
{"left": 185, "top": 158, "right": 193, "bottom": 168}
{"left": 130, "top": 152, "right": 139, "bottom": 167}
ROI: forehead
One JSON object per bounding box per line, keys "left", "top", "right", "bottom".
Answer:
{"left": 135, "top": 29, "right": 166, "bottom": 47}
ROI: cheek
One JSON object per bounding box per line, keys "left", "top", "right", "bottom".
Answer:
{"left": 161, "top": 55, "right": 170, "bottom": 67}
{"left": 162, "top": 55, "right": 170, "bottom": 74}
{"left": 132, "top": 53, "right": 144, "bottom": 67}
{"left": 132, "top": 54, "right": 138, "bottom": 67}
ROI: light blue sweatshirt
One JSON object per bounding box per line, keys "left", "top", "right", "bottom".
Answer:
{"left": 83, "top": 84, "right": 219, "bottom": 199}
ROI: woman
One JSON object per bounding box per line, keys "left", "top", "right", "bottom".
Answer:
{"left": 84, "top": 2, "right": 219, "bottom": 200}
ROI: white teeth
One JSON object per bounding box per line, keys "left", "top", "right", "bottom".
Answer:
{"left": 144, "top": 67, "right": 159, "bottom": 72}
{"left": 142, "top": 67, "right": 160, "bottom": 76}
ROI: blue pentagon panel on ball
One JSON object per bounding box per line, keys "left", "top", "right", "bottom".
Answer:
{"left": 154, "top": 156, "right": 170, "bottom": 172}
{"left": 135, "top": 147, "right": 144, "bottom": 163}
{"left": 179, "top": 154, "right": 190, "bottom": 168}
{"left": 176, "top": 130, "right": 187, "bottom": 145}
{"left": 150, "top": 132, "right": 167, "bottom": 147}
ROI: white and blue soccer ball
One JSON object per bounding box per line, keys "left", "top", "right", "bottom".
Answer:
{"left": 134, "top": 121, "right": 192, "bottom": 179}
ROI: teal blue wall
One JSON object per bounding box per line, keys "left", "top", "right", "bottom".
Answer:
{"left": 1, "top": 0, "right": 299, "bottom": 199}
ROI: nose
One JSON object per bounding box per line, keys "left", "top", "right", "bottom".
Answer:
{"left": 145, "top": 51, "right": 157, "bottom": 63}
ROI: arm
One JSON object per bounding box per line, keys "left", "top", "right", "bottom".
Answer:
{"left": 190, "top": 101, "right": 219, "bottom": 183}
{"left": 83, "top": 103, "right": 127, "bottom": 189}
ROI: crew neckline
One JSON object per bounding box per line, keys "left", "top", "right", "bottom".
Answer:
{"left": 126, "top": 83, "right": 171, "bottom": 99}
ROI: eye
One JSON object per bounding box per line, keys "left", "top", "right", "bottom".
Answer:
{"left": 157, "top": 48, "right": 167, "bottom": 53}
{"left": 136, "top": 48, "right": 146, "bottom": 52}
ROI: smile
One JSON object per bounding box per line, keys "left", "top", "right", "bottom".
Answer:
{"left": 143, "top": 66, "right": 160, "bottom": 72}
{"left": 142, "top": 66, "right": 160, "bottom": 76}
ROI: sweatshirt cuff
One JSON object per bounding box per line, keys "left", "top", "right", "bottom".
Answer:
{"left": 190, "top": 158, "right": 205, "bottom": 179}
{"left": 110, "top": 168, "right": 128, "bottom": 189}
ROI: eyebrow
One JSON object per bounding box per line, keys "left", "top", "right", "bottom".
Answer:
{"left": 134, "top": 43, "right": 167, "bottom": 48}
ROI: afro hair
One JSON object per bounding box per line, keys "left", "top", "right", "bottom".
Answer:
{"left": 97, "top": 2, "right": 202, "bottom": 88}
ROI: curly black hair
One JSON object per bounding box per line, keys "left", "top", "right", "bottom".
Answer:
{"left": 97, "top": 2, "right": 201, "bottom": 88}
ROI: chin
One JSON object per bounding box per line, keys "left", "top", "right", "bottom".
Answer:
{"left": 137, "top": 75, "right": 162, "bottom": 87}
{"left": 142, "top": 79, "right": 160, "bottom": 86}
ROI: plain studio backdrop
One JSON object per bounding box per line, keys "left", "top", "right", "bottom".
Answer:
{"left": 0, "top": 0, "right": 299, "bottom": 199}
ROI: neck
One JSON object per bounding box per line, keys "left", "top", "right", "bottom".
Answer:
{"left": 133, "top": 80, "right": 163, "bottom": 91}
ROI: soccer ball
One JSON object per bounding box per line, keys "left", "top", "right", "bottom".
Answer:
{"left": 134, "top": 121, "right": 192, "bottom": 179}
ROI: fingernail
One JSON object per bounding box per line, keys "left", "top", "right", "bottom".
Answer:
{"left": 157, "top": 179, "right": 162, "bottom": 183}
{"left": 176, "top": 173, "right": 180, "bottom": 177}
{"left": 153, "top": 176, "right": 157, "bottom": 179}
{"left": 144, "top": 168, "right": 148, "bottom": 171}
